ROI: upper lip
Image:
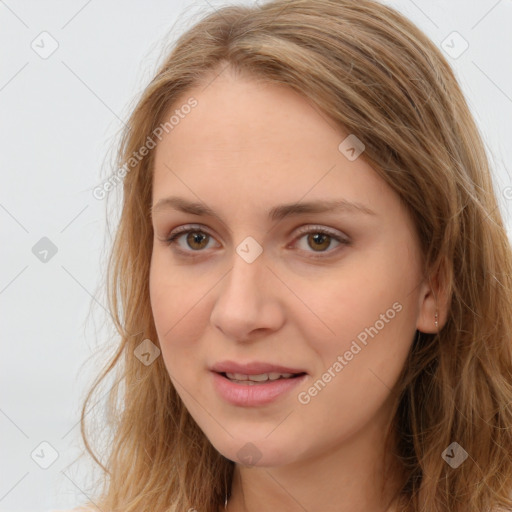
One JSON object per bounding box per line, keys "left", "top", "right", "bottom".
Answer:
{"left": 211, "top": 360, "right": 307, "bottom": 375}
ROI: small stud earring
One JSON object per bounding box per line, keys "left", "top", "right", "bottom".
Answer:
{"left": 434, "top": 310, "right": 439, "bottom": 329}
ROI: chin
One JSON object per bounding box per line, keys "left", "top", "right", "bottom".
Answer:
{"left": 207, "top": 432, "right": 304, "bottom": 468}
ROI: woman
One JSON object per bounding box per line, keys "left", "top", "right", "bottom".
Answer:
{"left": 73, "top": 0, "right": 512, "bottom": 511}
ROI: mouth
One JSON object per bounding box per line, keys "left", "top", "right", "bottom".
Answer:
{"left": 210, "top": 364, "right": 308, "bottom": 406}
{"left": 210, "top": 360, "right": 308, "bottom": 376}
{"left": 216, "top": 371, "right": 307, "bottom": 385}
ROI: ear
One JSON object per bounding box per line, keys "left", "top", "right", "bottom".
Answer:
{"left": 416, "top": 258, "right": 452, "bottom": 334}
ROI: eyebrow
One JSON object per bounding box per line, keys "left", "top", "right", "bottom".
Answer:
{"left": 151, "top": 196, "right": 376, "bottom": 223}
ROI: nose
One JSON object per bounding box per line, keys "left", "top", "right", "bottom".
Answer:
{"left": 210, "top": 248, "right": 285, "bottom": 343}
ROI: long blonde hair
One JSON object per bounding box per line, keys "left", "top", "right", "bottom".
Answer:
{"left": 78, "top": 1, "right": 512, "bottom": 510}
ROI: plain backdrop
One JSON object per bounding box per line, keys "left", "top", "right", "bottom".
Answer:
{"left": 1, "top": 0, "right": 511, "bottom": 511}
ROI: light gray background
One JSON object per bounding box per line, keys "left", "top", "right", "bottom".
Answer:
{"left": 1, "top": 1, "right": 511, "bottom": 511}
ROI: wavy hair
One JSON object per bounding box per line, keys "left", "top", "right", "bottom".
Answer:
{"left": 77, "top": 1, "right": 512, "bottom": 511}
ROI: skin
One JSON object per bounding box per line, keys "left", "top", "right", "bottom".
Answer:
{"left": 149, "top": 67, "right": 447, "bottom": 512}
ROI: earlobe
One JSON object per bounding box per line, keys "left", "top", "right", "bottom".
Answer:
{"left": 416, "top": 288, "right": 440, "bottom": 334}
{"left": 416, "top": 261, "right": 452, "bottom": 334}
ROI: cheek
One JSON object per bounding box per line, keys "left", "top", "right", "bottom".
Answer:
{"left": 290, "top": 241, "right": 420, "bottom": 373}
{"left": 149, "top": 252, "right": 212, "bottom": 377}
{"left": 149, "top": 256, "right": 175, "bottom": 338}
{"left": 290, "top": 268, "right": 417, "bottom": 445}
{"left": 149, "top": 255, "right": 185, "bottom": 359}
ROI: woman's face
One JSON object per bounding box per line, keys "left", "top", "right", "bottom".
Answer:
{"left": 149, "top": 69, "right": 436, "bottom": 467}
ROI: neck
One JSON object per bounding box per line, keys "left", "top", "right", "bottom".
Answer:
{"left": 224, "top": 409, "right": 403, "bottom": 512}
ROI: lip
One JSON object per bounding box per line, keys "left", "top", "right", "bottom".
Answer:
{"left": 210, "top": 360, "right": 307, "bottom": 375}
{"left": 211, "top": 371, "right": 308, "bottom": 407}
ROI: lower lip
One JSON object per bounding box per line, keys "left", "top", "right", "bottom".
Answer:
{"left": 211, "top": 371, "right": 307, "bottom": 407}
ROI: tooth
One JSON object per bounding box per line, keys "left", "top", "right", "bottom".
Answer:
{"left": 248, "top": 373, "right": 269, "bottom": 382}
{"left": 225, "top": 372, "right": 249, "bottom": 380}
{"left": 224, "top": 372, "right": 298, "bottom": 383}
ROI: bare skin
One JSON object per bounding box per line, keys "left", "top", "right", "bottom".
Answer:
{"left": 149, "top": 67, "right": 447, "bottom": 512}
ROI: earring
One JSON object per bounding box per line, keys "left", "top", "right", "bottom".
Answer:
{"left": 434, "top": 309, "right": 439, "bottom": 329}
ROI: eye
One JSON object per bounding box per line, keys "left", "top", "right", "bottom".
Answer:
{"left": 291, "top": 225, "right": 350, "bottom": 258}
{"left": 163, "top": 225, "right": 218, "bottom": 256}
{"left": 162, "top": 224, "right": 350, "bottom": 258}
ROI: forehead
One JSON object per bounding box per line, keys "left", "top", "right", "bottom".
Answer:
{"left": 160, "top": 73, "right": 342, "bottom": 159}
{"left": 151, "top": 72, "right": 394, "bottom": 218}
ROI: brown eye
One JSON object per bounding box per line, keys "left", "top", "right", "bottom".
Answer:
{"left": 185, "top": 232, "right": 209, "bottom": 250}
{"left": 165, "top": 226, "right": 218, "bottom": 255}
{"left": 164, "top": 224, "right": 349, "bottom": 260}
{"left": 293, "top": 226, "right": 349, "bottom": 258}
{"left": 306, "top": 233, "right": 332, "bottom": 252}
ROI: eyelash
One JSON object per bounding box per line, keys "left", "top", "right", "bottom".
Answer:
{"left": 163, "top": 224, "right": 350, "bottom": 259}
